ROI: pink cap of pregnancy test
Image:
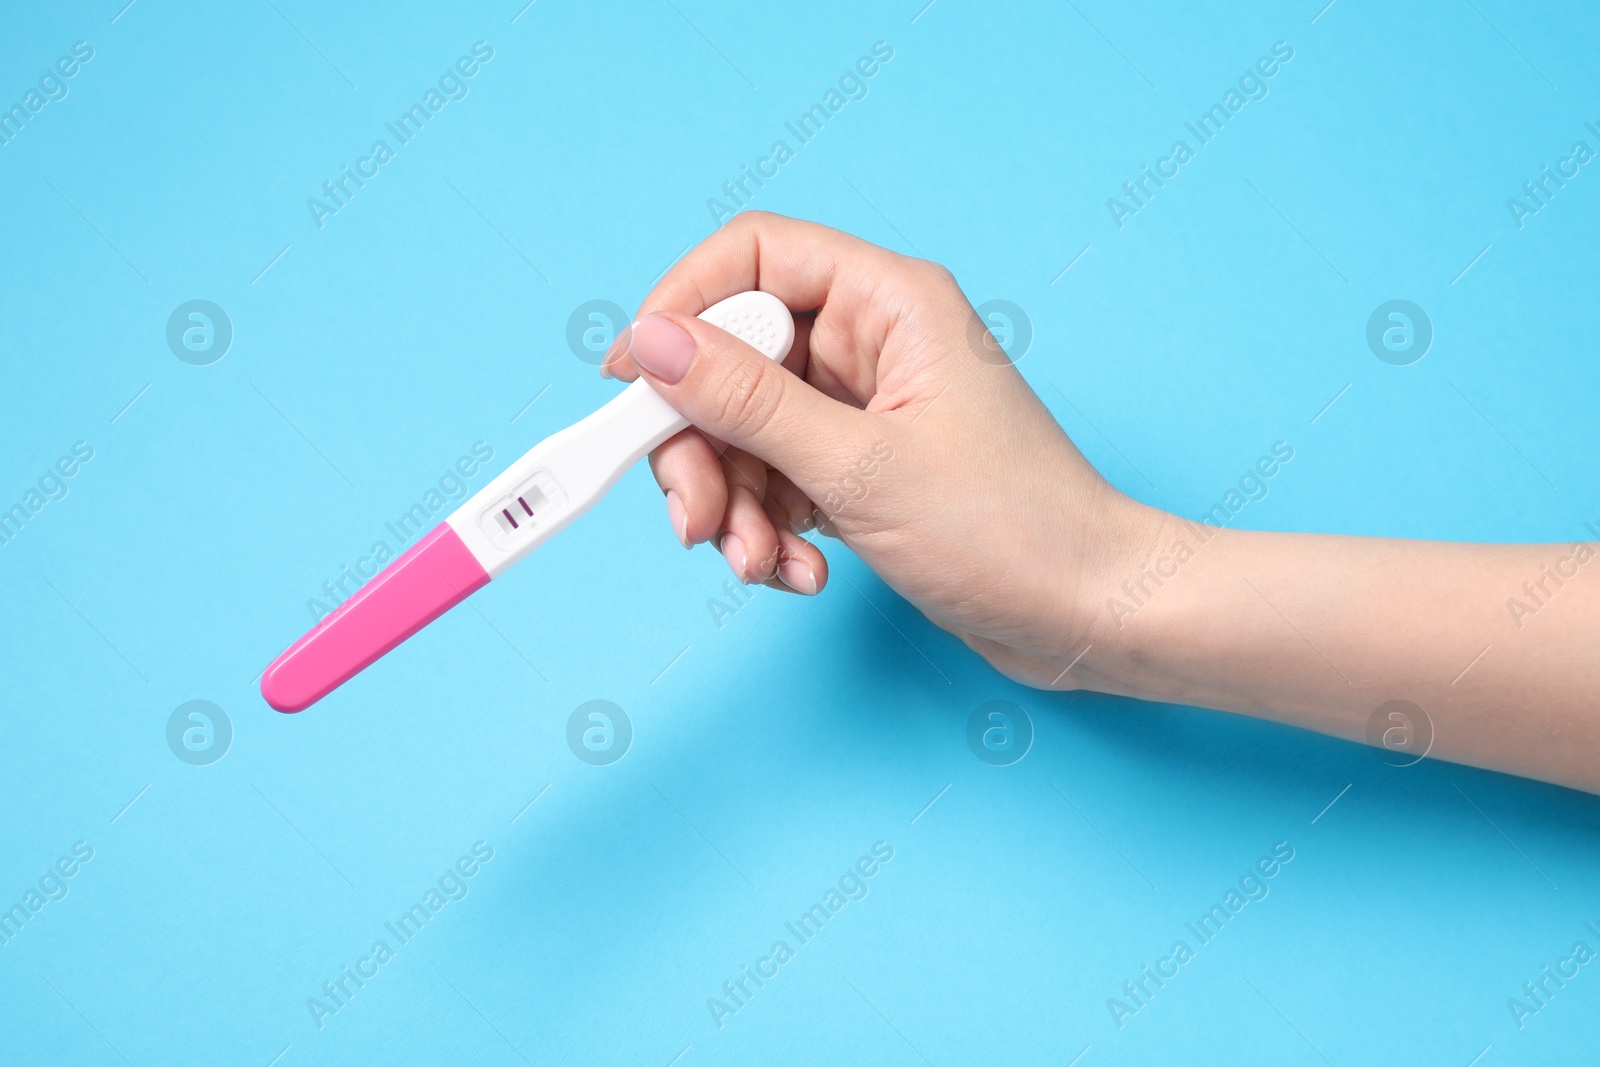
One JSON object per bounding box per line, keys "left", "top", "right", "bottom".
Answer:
{"left": 261, "top": 523, "right": 490, "bottom": 712}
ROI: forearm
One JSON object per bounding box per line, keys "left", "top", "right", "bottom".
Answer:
{"left": 1091, "top": 508, "right": 1600, "bottom": 793}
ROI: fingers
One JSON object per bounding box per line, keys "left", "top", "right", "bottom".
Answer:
{"left": 649, "top": 429, "right": 775, "bottom": 543}
{"left": 648, "top": 430, "right": 826, "bottom": 594}
{"left": 648, "top": 429, "right": 727, "bottom": 547}
{"left": 719, "top": 485, "right": 780, "bottom": 584}
{"left": 622, "top": 310, "right": 866, "bottom": 483}
{"left": 724, "top": 498, "right": 827, "bottom": 595}
{"left": 762, "top": 469, "right": 824, "bottom": 535}
{"left": 602, "top": 213, "right": 952, "bottom": 410}
{"left": 717, "top": 444, "right": 768, "bottom": 501}
{"left": 651, "top": 431, "right": 828, "bottom": 594}
{"left": 711, "top": 480, "right": 827, "bottom": 595}
{"left": 609, "top": 213, "right": 917, "bottom": 409}
{"left": 606, "top": 300, "right": 819, "bottom": 392}
{"left": 638, "top": 211, "right": 900, "bottom": 319}
{"left": 764, "top": 526, "right": 828, "bottom": 595}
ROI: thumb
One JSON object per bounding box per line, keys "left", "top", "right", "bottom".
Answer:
{"left": 624, "top": 311, "right": 862, "bottom": 477}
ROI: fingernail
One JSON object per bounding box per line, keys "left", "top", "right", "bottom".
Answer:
{"left": 721, "top": 533, "right": 748, "bottom": 582}
{"left": 780, "top": 558, "right": 818, "bottom": 595}
{"left": 600, "top": 327, "right": 629, "bottom": 378}
{"left": 780, "top": 556, "right": 818, "bottom": 595}
{"left": 756, "top": 548, "right": 779, "bottom": 581}
{"left": 666, "top": 490, "right": 689, "bottom": 548}
{"left": 627, "top": 314, "right": 696, "bottom": 383}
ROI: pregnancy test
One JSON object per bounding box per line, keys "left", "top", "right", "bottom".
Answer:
{"left": 261, "top": 290, "right": 794, "bottom": 712}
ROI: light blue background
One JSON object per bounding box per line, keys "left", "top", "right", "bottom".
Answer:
{"left": 3, "top": 1, "right": 1598, "bottom": 1064}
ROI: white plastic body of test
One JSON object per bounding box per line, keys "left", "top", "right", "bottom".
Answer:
{"left": 446, "top": 291, "right": 794, "bottom": 578}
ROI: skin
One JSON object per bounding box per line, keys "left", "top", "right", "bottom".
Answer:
{"left": 603, "top": 212, "right": 1600, "bottom": 795}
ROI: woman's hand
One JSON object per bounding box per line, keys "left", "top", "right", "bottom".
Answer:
{"left": 602, "top": 211, "right": 1153, "bottom": 692}
{"left": 605, "top": 211, "right": 1600, "bottom": 794}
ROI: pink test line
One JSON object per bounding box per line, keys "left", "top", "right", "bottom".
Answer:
{"left": 260, "top": 524, "right": 489, "bottom": 712}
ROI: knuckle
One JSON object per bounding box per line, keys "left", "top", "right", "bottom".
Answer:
{"left": 728, "top": 210, "right": 771, "bottom": 236}
{"left": 919, "top": 259, "right": 959, "bottom": 288}
{"left": 893, "top": 255, "right": 960, "bottom": 295}
{"left": 711, "top": 357, "right": 784, "bottom": 438}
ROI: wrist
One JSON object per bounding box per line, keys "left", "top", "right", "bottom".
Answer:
{"left": 1049, "top": 488, "right": 1177, "bottom": 695}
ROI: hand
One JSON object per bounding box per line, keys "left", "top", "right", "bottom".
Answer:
{"left": 602, "top": 212, "right": 1153, "bottom": 691}
{"left": 602, "top": 212, "right": 1600, "bottom": 795}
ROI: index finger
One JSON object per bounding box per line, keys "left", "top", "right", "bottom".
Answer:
{"left": 639, "top": 211, "right": 904, "bottom": 319}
